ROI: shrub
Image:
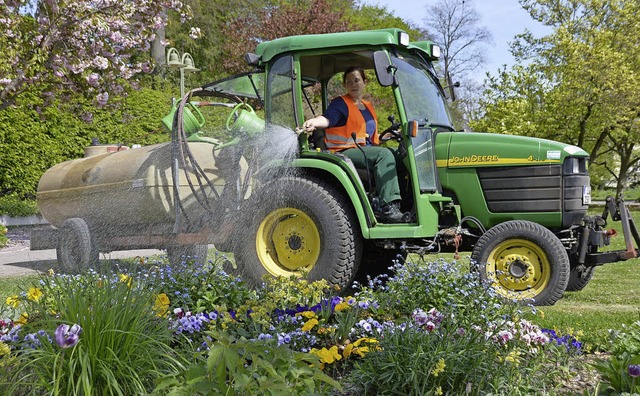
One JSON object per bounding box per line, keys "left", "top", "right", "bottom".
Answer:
{"left": 0, "top": 194, "right": 38, "bottom": 217}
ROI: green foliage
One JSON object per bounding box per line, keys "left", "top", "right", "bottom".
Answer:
{"left": 0, "top": 194, "right": 38, "bottom": 216}
{"left": 594, "top": 321, "right": 640, "bottom": 394}
{"left": 0, "top": 271, "right": 185, "bottom": 395}
{"left": 0, "top": 225, "right": 6, "bottom": 248}
{"left": 0, "top": 82, "right": 173, "bottom": 199}
{"left": 473, "top": 0, "right": 640, "bottom": 195}
{"left": 154, "top": 331, "right": 340, "bottom": 395}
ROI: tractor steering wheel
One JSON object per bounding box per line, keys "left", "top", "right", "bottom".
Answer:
{"left": 379, "top": 115, "right": 402, "bottom": 142}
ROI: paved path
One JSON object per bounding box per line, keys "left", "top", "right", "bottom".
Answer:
{"left": 0, "top": 228, "right": 163, "bottom": 278}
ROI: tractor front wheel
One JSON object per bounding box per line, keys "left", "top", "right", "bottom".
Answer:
{"left": 471, "top": 220, "right": 569, "bottom": 306}
{"left": 233, "top": 175, "right": 362, "bottom": 290}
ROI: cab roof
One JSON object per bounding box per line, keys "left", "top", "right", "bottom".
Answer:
{"left": 254, "top": 28, "right": 438, "bottom": 64}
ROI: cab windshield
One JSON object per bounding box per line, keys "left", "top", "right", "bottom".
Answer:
{"left": 392, "top": 53, "right": 452, "bottom": 128}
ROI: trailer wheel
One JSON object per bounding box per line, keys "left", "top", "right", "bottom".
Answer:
{"left": 56, "top": 218, "right": 99, "bottom": 272}
{"left": 167, "top": 245, "right": 209, "bottom": 267}
{"left": 233, "top": 175, "right": 362, "bottom": 290}
{"left": 471, "top": 220, "right": 569, "bottom": 306}
{"left": 565, "top": 265, "right": 595, "bottom": 292}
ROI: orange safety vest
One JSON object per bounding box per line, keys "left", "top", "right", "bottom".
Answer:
{"left": 325, "top": 95, "right": 379, "bottom": 151}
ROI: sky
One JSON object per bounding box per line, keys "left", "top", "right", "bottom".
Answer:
{"left": 363, "top": 0, "right": 552, "bottom": 83}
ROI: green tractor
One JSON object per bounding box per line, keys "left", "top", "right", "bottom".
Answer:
{"left": 34, "top": 28, "right": 639, "bottom": 306}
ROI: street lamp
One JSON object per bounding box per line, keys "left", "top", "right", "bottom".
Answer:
{"left": 166, "top": 47, "right": 200, "bottom": 97}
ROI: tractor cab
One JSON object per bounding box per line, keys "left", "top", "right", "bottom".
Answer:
{"left": 200, "top": 29, "right": 457, "bottom": 233}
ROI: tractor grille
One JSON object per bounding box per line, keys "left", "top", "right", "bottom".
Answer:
{"left": 477, "top": 165, "right": 563, "bottom": 212}
{"left": 477, "top": 159, "right": 590, "bottom": 227}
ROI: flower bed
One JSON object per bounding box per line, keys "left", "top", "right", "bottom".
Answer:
{"left": 0, "top": 254, "right": 637, "bottom": 395}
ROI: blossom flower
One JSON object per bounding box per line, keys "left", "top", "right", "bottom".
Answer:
{"left": 153, "top": 293, "right": 170, "bottom": 317}
{"left": 334, "top": 301, "right": 350, "bottom": 312}
{"left": 54, "top": 324, "right": 82, "bottom": 348}
{"left": 189, "top": 27, "right": 202, "bottom": 39}
{"left": 14, "top": 313, "right": 28, "bottom": 326}
{"left": 96, "top": 92, "right": 109, "bottom": 107}
{"left": 118, "top": 273, "right": 131, "bottom": 287}
{"left": 431, "top": 358, "right": 446, "bottom": 377}
{"left": 311, "top": 345, "right": 342, "bottom": 365}
{"left": 629, "top": 364, "right": 640, "bottom": 377}
{"left": 301, "top": 318, "right": 318, "bottom": 332}
{"left": 5, "top": 295, "right": 19, "bottom": 308}
{"left": 27, "top": 287, "right": 43, "bottom": 302}
{"left": 0, "top": 341, "right": 10, "bottom": 356}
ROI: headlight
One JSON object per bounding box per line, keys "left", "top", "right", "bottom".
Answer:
{"left": 582, "top": 185, "right": 592, "bottom": 205}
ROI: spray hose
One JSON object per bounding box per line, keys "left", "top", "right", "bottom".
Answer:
{"left": 170, "top": 88, "right": 221, "bottom": 233}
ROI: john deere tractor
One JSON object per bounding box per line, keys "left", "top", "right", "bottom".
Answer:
{"left": 34, "top": 28, "right": 639, "bottom": 305}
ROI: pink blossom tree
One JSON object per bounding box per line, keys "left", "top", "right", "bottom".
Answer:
{"left": 0, "top": 0, "right": 192, "bottom": 111}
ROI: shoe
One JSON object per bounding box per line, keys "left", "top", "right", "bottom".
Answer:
{"left": 380, "top": 201, "right": 404, "bottom": 223}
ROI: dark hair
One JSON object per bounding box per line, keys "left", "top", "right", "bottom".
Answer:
{"left": 343, "top": 67, "right": 367, "bottom": 84}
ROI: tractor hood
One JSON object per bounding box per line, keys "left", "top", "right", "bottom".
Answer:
{"left": 434, "top": 131, "right": 589, "bottom": 168}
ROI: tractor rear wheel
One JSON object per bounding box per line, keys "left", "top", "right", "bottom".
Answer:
{"left": 233, "top": 175, "right": 362, "bottom": 290}
{"left": 565, "top": 264, "right": 595, "bottom": 292}
{"left": 56, "top": 218, "right": 99, "bottom": 272}
{"left": 471, "top": 220, "right": 569, "bottom": 306}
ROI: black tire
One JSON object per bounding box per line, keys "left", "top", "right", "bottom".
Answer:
{"left": 56, "top": 218, "right": 99, "bottom": 272}
{"left": 565, "top": 264, "right": 595, "bottom": 292}
{"left": 167, "top": 244, "right": 209, "bottom": 267}
{"left": 233, "top": 175, "right": 362, "bottom": 290}
{"left": 355, "top": 243, "right": 407, "bottom": 285}
{"left": 470, "top": 220, "right": 569, "bottom": 306}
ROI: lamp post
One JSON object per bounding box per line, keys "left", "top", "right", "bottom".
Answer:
{"left": 166, "top": 47, "right": 200, "bottom": 97}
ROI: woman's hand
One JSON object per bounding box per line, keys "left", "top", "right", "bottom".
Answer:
{"left": 303, "top": 116, "right": 329, "bottom": 132}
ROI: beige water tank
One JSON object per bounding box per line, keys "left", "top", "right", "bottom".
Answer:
{"left": 37, "top": 142, "right": 230, "bottom": 228}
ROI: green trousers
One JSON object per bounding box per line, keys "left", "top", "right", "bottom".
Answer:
{"left": 340, "top": 146, "right": 401, "bottom": 206}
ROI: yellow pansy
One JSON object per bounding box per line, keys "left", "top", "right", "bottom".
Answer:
{"left": 311, "top": 345, "right": 342, "bottom": 365}
{"left": 27, "top": 287, "right": 43, "bottom": 302}
{"left": 343, "top": 338, "right": 379, "bottom": 358}
{"left": 298, "top": 310, "right": 316, "bottom": 319}
{"left": 47, "top": 268, "right": 55, "bottom": 277}
{"left": 15, "top": 312, "right": 28, "bottom": 326}
{"left": 431, "top": 358, "right": 446, "bottom": 377}
{"left": 153, "top": 293, "right": 170, "bottom": 317}
{"left": 5, "top": 295, "right": 19, "bottom": 308}
{"left": 0, "top": 342, "right": 10, "bottom": 357}
{"left": 301, "top": 318, "right": 319, "bottom": 332}
{"left": 334, "top": 301, "right": 350, "bottom": 312}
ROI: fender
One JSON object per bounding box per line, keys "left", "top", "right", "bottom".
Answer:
{"left": 291, "top": 152, "right": 375, "bottom": 238}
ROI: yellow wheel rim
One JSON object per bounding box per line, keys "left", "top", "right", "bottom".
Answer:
{"left": 484, "top": 239, "right": 551, "bottom": 300}
{"left": 255, "top": 208, "right": 321, "bottom": 277}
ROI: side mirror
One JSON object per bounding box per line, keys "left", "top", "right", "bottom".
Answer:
{"left": 445, "top": 72, "right": 459, "bottom": 101}
{"left": 373, "top": 51, "right": 397, "bottom": 87}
